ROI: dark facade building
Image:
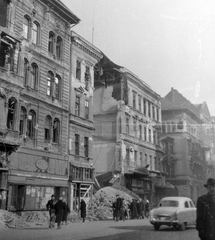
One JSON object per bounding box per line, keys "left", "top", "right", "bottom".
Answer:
{"left": 0, "top": 0, "right": 80, "bottom": 211}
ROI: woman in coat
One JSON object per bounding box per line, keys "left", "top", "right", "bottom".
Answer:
{"left": 80, "top": 199, "right": 86, "bottom": 222}
{"left": 62, "top": 199, "right": 70, "bottom": 225}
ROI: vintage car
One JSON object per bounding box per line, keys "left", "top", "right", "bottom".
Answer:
{"left": 149, "top": 196, "right": 196, "bottom": 231}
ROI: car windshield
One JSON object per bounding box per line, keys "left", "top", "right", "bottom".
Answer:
{"left": 159, "top": 200, "right": 179, "bottom": 207}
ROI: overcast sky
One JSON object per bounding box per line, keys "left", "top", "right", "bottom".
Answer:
{"left": 62, "top": 0, "right": 215, "bottom": 116}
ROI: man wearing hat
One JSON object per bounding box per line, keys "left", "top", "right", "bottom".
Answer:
{"left": 196, "top": 178, "right": 215, "bottom": 240}
{"left": 46, "top": 194, "right": 57, "bottom": 228}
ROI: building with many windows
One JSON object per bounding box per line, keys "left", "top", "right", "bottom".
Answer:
{"left": 160, "top": 88, "right": 214, "bottom": 201}
{"left": 0, "top": 0, "right": 80, "bottom": 211}
{"left": 68, "top": 31, "right": 102, "bottom": 211}
{"left": 93, "top": 56, "right": 169, "bottom": 205}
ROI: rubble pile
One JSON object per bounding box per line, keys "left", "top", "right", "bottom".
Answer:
{"left": 0, "top": 210, "right": 30, "bottom": 229}
{"left": 87, "top": 186, "right": 133, "bottom": 220}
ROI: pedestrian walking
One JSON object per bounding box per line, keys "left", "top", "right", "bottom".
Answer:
{"left": 196, "top": 178, "right": 215, "bottom": 240}
{"left": 115, "top": 195, "right": 122, "bottom": 221}
{"left": 112, "top": 197, "right": 117, "bottom": 220}
{"left": 80, "top": 199, "right": 86, "bottom": 222}
{"left": 62, "top": 198, "right": 70, "bottom": 225}
{"left": 46, "top": 194, "right": 57, "bottom": 228}
{"left": 54, "top": 197, "right": 65, "bottom": 229}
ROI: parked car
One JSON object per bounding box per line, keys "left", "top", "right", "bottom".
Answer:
{"left": 149, "top": 196, "right": 196, "bottom": 231}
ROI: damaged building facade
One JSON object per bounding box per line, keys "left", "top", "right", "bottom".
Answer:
{"left": 93, "top": 57, "right": 175, "bottom": 205}
{"left": 160, "top": 88, "right": 215, "bottom": 201}
{"left": 68, "top": 32, "right": 102, "bottom": 211}
{"left": 0, "top": 0, "right": 80, "bottom": 211}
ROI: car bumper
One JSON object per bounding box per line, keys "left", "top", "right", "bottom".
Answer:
{"left": 150, "top": 218, "right": 179, "bottom": 226}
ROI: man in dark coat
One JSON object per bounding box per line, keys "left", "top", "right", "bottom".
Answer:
{"left": 46, "top": 194, "right": 57, "bottom": 228}
{"left": 54, "top": 197, "right": 65, "bottom": 229}
{"left": 115, "top": 195, "right": 122, "bottom": 221}
{"left": 80, "top": 199, "right": 86, "bottom": 222}
{"left": 196, "top": 178, "right": 215, "bottom": 240}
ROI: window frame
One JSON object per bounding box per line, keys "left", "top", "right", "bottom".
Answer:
{"left": 75, "top": 95, "right": 80, "bottom": 116}
{"left": 44, "top": 115, "right": 52, "bottom": 142}
{"left": 75, "top": 134, "right": 80, "bottom": 155}
{"left": 53, "top": 118, "right": 60, "bottom": 143}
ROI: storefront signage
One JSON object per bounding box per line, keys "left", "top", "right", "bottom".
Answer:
{"left": 35, "top": 158, "right": 49, "bottom": 171}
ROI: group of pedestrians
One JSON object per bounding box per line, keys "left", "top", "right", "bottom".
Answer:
{"left": 112, "top": 195, "right": 150, "bottom": 221}
{"left": 46, "top": 195, "right": 70, "bottom": 229}
{"left": 46, "top": 195, "right": 87, "bottom": 229}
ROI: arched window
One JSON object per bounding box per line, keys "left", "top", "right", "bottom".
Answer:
{"left": 7, "top": 98, "right": 17, "bottom": 130}
{"left": 27, "top": 110, "right": 36, "bottom": 139}
{"left": 48, "top": 32, "right": 55, "bottom": 53}
{"left": 19, "top": 107, "right": 26, "bottom": 135}
{"left": 44, "top": 115, "right": 52, "bottom": 142}
{"left": 47, "top": 71, "right": 54, "bottom": 96}
{"left": 54, "top": 75, "right": 61, "bottom": 99}
{"left": 24, "top": 58, "right": 29, "bottom": 86}
{"left": 56, "top": 36, "right": 62, "bottom": 59}
{"left": 32, "top": 21, "right": 39, "bottom": 45}
{"left": 30, "top": 63, "right": 38, "bottom": 89}
{"left": 53, "top": 118, "right": 60, "bottom": 143}
{"left": 23, "top": 15, "right": 30, "bottom": 39}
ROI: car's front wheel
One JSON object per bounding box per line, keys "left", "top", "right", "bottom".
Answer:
{"left": 178, "top": 223, "right": 186, "bottom": 231}
{"left": 154, "top": 224, "right": 160, "bottom": 231}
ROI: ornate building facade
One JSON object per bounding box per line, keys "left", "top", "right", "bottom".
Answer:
{"left": 0, "top": 0, "right": 80, "bottom": 210}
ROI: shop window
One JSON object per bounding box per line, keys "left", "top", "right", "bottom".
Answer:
{"left": 53, "top": 118, "right": 60, "bottom": 143}
{"left": 54, "top": 75, "right": 61, "bottom": 100}
{"left": 7, "top": 98, "right": 17, "bottom": 130}
{"left": 76, "top": 59, "right": 81, "bottom": 80}
{"left": 30, "top": 63, "right": 38, "bottom": 89}
{"left": 23, "top": 15, "right": 30, "bottom": 40}
{"left": 27, "top": 110, "right": 36, "bottom": 139}
{"left": 48, "top": 31, "right": 55, "bottom": 54}
{"left": 32, "top": 21, "right": 39, "bottom": 45}
{"left": 84, "top": 137, "right": 89, "bottom": 158}
{"left": 44, "top": 115, "right": 52, "bottom": 142}
{"left": 75, "top": 134, "right": 79, "bottom": 155}
{"left": 75, "top": 96, "right": 80, "bottom": 116}
{"left": 56, "top": 36, "right": 62, "bottom": 59}
{"left": 0, "top": 0, "right": 8, "bottom": 27}
{"left": 19, "top": 107, "right": 26, "bottom": 135}
{"left": 85, "top": 100, "right": 89, "bottom": 119}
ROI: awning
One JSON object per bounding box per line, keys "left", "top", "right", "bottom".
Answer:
{"left": 125, "top": 168, "right": 149, "bottom": 178}
{"left": 155, "top": 182, "right": 175, "bottom": 189}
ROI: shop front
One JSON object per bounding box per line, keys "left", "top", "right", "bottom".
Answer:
{"left": 69, "top": 164, "right": 94, "bottom": 211}
{"left": 7, "top": 174, "right": 68, "bottom": 211}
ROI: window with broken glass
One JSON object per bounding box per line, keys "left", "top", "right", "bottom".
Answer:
{"left": 7, "top": 98, "right": 17, "bottom": 130}
{"left": 44, "top": 115, "right": 51, "bottom": 142}
{"left": 27, "top": 110, "right": 36, "bottom": 139}
{"left": 76, "top": 60, "right": 81, "bottom": 80}
{"left": 53, "top": 118, "right": 60, "bottom": 143}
